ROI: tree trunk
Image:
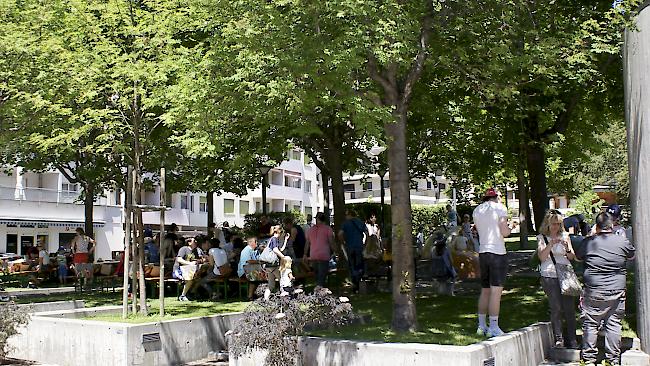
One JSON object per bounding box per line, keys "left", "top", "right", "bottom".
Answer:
{"left": 207, "top": 191, "right": 214, "bottom": 236}
{"left": 325, "top": 147, "right": 351, "bottom": 285}
{"left": 517, "top": 159, "right": 529, "bottom": 249}
{"left": 83, "top": 184, "right": 95, "bottom": 239}
{"left": 624, "top": 9, "right": 650, "bottom": 353}
{"left": 387, "top": 106, "right": 417, "bottom": 333}
{"left": 525, "top": 140, "right": 548, "bottom": 232}
{"left": 321, "top": 169, "right": 331, "bottom": 222}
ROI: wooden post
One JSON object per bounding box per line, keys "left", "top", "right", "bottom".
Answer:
{"left": 131, "top": 168, "right": 138, "bottom": 314}
{"left": 159, "top": 168, "right": 166, "bottom": 317}
{"left": 122, "top": 166, "right": 133, "bottom": 319}
{"left": 624, "top": 3, "right": 650, "bottom": 353}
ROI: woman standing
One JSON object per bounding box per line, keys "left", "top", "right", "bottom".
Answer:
{"left": 537, "top": 210, "right": 578, "bottom": 348}
{"left": 72, "top": 227, "right": 95, "bottom": 285}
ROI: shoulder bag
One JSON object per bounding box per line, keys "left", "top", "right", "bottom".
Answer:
{"left": 547, "top": 237, "right": 582, "bottom": 296}
{"left": 259, "top": 245, "right": 279, "bottom": 266}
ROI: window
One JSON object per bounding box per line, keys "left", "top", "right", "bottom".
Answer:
{"left": 363, "top": 181, "right": 373, "bottom": 191}
{"left": 61, "top": 183, "right": 78, "bottom": 192}
{"left": 239, "top": 200, "right": 249, "bottom": 215}
{"left": 383, "top": 180, "right": 390, "bottom": 189}
{"left": 304, "top": 180, "right": 312, "bottom": 193}
{"left": 6, "top": 234, "right": 17, "bottom": 254}
{"left": 224, "top": 199, "right": 235, "bottom": 215}
{"left": 438, "top": 183, "right": 446, "bottom": 191}
{"left": 180, "top": 195, "right": 189, "bottom": 209}
{"left": 199, "top": 196, "right": 207, "bottom": 213}
{"left": 289, "top": 149, "right": 301, "bottom": 160}
{"left": 305, "top": 206, "right": 312, "bottom": 217}
{"left": 284, "top": 175, "right": 302, "bottom": 189}
{"left": 189, "top": 195, "right": 195, "bottom": 212}
{"left": 293, "top": 205, "right": 301, "bottom": 211}
{"left": 426, "top": 181, "right": 432, "bottom": 190}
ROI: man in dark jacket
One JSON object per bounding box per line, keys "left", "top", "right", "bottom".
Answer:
{"left": 576, "top": 212, "right": 635, "bottom": 365}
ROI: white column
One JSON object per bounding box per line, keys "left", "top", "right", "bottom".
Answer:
{"left": 57, "top": 172, "right": 63, "bottom": 204}
{"left": 625, "top": 4, "right": 650, "bottom": 354}
{"left": 14, "top": 166, "right": 25, "bottom": 200}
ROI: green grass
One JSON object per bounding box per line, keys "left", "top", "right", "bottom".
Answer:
{"left": 11, "top": 291, "right": 123, "bottom": 307}
{"left": 313, "top": 274, "right": 638, "bottom": 345}
{"left": 505, "top": 235, "right": 538, "bottom": 251}
{"left": 84, "top": 298, "right": 249, "bottom": 323}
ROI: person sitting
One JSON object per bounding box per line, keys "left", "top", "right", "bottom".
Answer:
{"left": 448, "top": 227, "right": 480, "bottom": 280}
{"left": 145, "top": 237, "right": 160, "bottom": 264}
{"left": 200, "top": 238, "right": 231, "bottom": 300}
{"left": 238, "top": 237, "right": 260, "bottom": 300}
{"left": 173, "top": 237, "right": 206, "bottom": 302}
{"left": 431, "top": 240, "right": 456, "bottom": 295}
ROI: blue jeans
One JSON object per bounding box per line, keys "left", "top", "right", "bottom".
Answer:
{"left": 347, "top": 246, "right": 364, "bottom": 288}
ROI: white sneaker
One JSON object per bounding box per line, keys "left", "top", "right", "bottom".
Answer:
{"left": 487, "top": 327, "right": 505, "bottom": 337}
{"left": 476, "top": 326, "right": 488, "bottom": 336}
{"left": 264, "top": 289, "right": 271, "bottom": 301}
{"left": 178, "top": 295, "right": 190, "bottom": 302}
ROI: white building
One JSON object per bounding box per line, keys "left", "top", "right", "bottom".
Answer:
{"left": 339, "top": 171, "right": 455, "bottom": 206}
{"left": 0, "top": 149, "right": 323, "bottom": 260}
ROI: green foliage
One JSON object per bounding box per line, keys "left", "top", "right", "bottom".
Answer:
{"left": 243, "top": 210, "right": 306, "bottom": 238}
{"left": 572, "top": 191, "right": 605, "bottom": 224}
{"left": 411, "top": 205, "right": 447, "bottom": 236}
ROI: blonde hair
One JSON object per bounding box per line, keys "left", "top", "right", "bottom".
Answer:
{"left": 280, "top": 256, "right": 292, "bottom": 271}
{"left": 540, "top": 210, "right": 565, "bottom": 237}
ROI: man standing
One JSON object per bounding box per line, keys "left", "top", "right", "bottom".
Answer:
{"left": 576, "top": 212, "right": 635, "bottom": 366}
{"left": 473, "top": 188, "right": 512, "bottom": 337}
{"left": 304, "top": 212, "right": 336, "bottom": 289}
{"left": 338, "top": 209, "right": 368, "bottom": 292}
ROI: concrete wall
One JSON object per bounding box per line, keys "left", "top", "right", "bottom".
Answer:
{"left": 8, "top": 307, "right": 243, "bottom": 366}
{"left": 232, "top": 322, "right": 553, "bottom": 366}
{"left": 15, "top": 300, "right": 85, "bottom": 313}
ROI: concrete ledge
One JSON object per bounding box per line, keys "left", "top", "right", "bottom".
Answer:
{"left": 232, "top": 322, "right": 553, "bottom": 366}
{"left": 14, "top": 300, "right": 85, "bottom": 313}
{"left": 9, "top": 306, "right": 244, "bottom": 366}
{"left": 1, "top": 286, "right": 77, "bottom": 297}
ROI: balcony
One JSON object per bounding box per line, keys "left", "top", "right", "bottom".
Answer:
{"left": 0, "top": 185, "right": 81, "bottom": 204}
{"left": 344, "top": 188, "right": 439, "bottom": 201}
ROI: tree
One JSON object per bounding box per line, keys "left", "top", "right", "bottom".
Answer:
{"left": 445, "top": 0, "right": 627, "bottom": 229}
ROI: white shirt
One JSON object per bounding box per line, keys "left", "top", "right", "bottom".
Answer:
{"left": 209, "top": 247, "right": 228, "bottom": 275}
{"left": 280, "top": 268, "right": 292, "bottom": 288}
{"left": 366, "top": 223, "right": 380, "bottom": 237}
{"left": 38, "top": 250, "right": 48, "bottom": 265}
{"left": 473, "top": 201, "right": 508, "bottom": 255}
{"left": 537, "top": 233, "right": 571, "bottom": 278}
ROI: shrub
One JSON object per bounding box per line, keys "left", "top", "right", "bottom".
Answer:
{"left": 0, "top": 302, "right": 29, "bottom": 358}
{"left": 411, "top": 204, "right": 447, "bottom": 236}
{"left": 229, "top": 287, "right": 354, "bottom": 366}
{"left": 243, "top": 210, "right": 306, "bottom": 237}
{"left": 572, "top": 191, "right": 605, "bottom": 224}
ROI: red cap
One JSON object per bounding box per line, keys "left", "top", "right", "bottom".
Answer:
{"left": 484, "top": 188, "right": 499, "bottom": 198}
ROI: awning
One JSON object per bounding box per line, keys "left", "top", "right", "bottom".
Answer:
{"left": 0, "top": 219, "right": 104, "bottom": 228}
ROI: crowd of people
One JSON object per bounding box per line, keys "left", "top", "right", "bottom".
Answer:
{"left": 464, "top": 188, "right": 634, "bottom": 366}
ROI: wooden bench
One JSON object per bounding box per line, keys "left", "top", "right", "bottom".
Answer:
{"left": 145, "top": 277, "right": 181, "bottom": 298}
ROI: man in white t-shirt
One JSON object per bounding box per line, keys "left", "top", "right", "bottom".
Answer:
{"left": 200, "top": 238, "right": 231, "bottom": 300}
{"left": 473, "top": 188, "right": 513, "bottom": 338}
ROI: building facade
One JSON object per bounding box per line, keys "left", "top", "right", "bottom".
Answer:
{"left": 0, "top": 149, "right": 323, "bottom": 261}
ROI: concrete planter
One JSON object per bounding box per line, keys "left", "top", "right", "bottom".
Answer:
{"left": 231, "top": 322, "right": 553, "bottom": 366}
{"left": 8, "top": 306, "right": 243, "bottom": 366}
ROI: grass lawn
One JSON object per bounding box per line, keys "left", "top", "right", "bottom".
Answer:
{"left": 505, "top": 235, "right": 538, "bottom": 251}
{"left": 84, "top": 298, "right": 249, "bottom": 324}
{"left": 313, "top": 274, "right": 638, "bottom": 346}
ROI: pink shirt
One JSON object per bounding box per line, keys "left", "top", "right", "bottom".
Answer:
{"left": 307, "top": 224, "right": 333, "bottom": 261}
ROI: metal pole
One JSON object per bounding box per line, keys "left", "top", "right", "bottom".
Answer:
{"left": 625, "top": 4, "right": 650, "bottom": 352}
{"left": 122, "top": 166, "right": 133, "bottom": 319}
{"left": 380, "top": 173, "right": 386, "bottom": 233}
{"left": 159, "top": 168, "right": 165, "bottom": 317}
{"left": 262, "top": 174, "right": 268, "bottom": 216}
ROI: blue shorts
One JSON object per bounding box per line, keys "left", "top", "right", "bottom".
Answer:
{"left": 58, "top": 264, "right": 68, "bottom": 278}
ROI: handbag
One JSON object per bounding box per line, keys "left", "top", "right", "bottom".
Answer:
{"left": 259, "top": 245, "right": 279, "bottom": 266}
{"left": 550, "top": 251, "right": 582, "bottom": 297}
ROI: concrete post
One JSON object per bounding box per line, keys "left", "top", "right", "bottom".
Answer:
{"left": 624, "top": 2, "right": 650, "bottom": 354}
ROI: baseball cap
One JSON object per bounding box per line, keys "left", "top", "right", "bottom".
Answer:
{"left": 483, "top": 188, "right": 499, "bottom": 198}
{"left": 606, "top": 204, "right": 622, "bottom": 219}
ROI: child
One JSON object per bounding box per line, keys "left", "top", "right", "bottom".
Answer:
{"left": 279, "top": 257, "right": 294, "bottom": 297}
{"left": 56, "top": 247, "right": 68, "bottom": 285}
